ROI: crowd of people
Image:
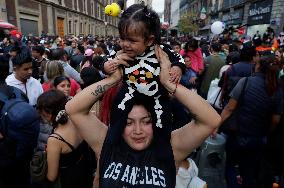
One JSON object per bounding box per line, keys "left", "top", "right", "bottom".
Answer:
{"left": 0, "top": 3, "right": 284, "bottom": 188}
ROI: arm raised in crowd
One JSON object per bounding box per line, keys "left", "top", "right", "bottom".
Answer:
{"left": 155, "top": 45, "right": 221, "bottom": 162}
{"left": 65, "top": 69, "right": 122, "bottom": 156}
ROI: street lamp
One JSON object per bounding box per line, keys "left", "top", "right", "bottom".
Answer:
{"left": 104, "top": 21, "right": 108, "bottom": 37}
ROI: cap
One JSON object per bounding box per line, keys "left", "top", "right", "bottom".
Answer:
{"left": 84, "top": 48, "right": 94, "bottom": 56}
{"left": 10, "top": 30, "right": 22, "bottom": 41}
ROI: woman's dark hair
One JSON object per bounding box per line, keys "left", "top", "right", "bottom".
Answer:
{"left": 77, "top": 45, "right": 85, "bottom": 54}
{"left": 184, "top": 37, "right": 199, "bottom": 52}
{"left": 92, "top": 55, "right": 105, "bottom": 70}
{"left": 81, "top": 56, "right": 93, "bottom": 68}
{"left": 258, "top": 55, "right": 280, "bottom": 96}
{"left": 53, "top": 75, "right": 70, "bottom": 88}
{"left": 37, "top": 90, "right": 68, "bottom": 126}
{"left": 80, "top": 67, "right": 102, "bottom": 89}
{"left": 118, "top": 4, "right": 161, "bottom": 44}
{"left": 97, "top": 43, "right": 109, "bottom": 56}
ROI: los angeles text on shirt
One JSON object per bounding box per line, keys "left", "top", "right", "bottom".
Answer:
{"left": 103, "top": 162, "right": 166, "bottom": 187}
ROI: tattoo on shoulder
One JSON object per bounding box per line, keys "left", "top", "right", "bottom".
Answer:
{"left": 91, "top": 83, "right": 113, "bottom": 96}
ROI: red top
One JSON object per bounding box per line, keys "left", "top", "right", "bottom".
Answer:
{"left": 42, "top": 78, "right": 81, "bottom": 96}
{"left": 180, "top": 48, "right": 204, "bottom": 74}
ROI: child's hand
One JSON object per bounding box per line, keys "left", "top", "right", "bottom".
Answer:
{"left": 104, "top": 51, "right": 133, "bottom": 74}
{"left": 170, "top": 66, "right": 182, "bottom": 83}
{"left": 115, "top": 51, "right": 133, "bottom": 67}
{"left": 104, "top": 60, "right": 117, "bottom": 74}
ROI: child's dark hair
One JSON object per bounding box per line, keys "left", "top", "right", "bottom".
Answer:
{"left": 118, "top": 4, "right": 161, "bottom": 44}
{"left": 37, "top": 90, "right": 68, "bottom": 127}
{"left": 172, "top": 41, "right": 181, "bottom": 47}
{"left": 53, "top": 75, "right": 70, "bottom": 88}
{"left": 12, "top": 49, "right": 33, "bottom": 66}
{"left": 182, "top": 54, "right": 190, "bottom": 59}
{"left": 184, "top": 37, "right": 199, "bottom": 52}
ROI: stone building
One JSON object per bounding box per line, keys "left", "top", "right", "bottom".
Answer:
{"left": 163, "top": 0, "right": 284, "bottom": 37}
{"left": 1, "top": 0, "right": 126, "bottom": 37}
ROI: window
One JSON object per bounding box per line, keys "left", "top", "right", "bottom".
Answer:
{"left": 80, "top": 22, "right": 83, "bottom": 33}
{"left": 83, "top": 0, "right": 86, "bottom": 13}
{"left": 91, "top": 2, "right": 94, "bottom": 16}
{"left": 74, "top": 21, "right": 77, "bottom": 35}
{"left": 68, "top": 20, "right": 72, "bottom": 34}
{"left": 58, "top": 0, "right": 62, "bottom": 5}
{"left": 97, "top": 4, "right": 101, "bottom": 19}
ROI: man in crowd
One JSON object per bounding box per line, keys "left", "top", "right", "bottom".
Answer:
{"left": 6, "top": 50, "right": 43, "bottom": 106}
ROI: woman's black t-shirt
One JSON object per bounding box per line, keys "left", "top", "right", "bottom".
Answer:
{"left": 99, "top": 138, "right": 176, "bottom": 188}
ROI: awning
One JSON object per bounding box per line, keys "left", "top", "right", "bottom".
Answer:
{"left": 0, "top": 20, "right": 16, "bottom": 29}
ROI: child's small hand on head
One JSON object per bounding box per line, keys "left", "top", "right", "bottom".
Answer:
{"left": 170, "top": 66, "right": 182, "bottom": 83}
{"left": 115, "top": 50, "right": 133, "bottom": 67}
{"left": 104, "top": 51, "right": 133, "bottom": 74}
{"left": 104, "top": 60, "right": 117, "bottom": 74}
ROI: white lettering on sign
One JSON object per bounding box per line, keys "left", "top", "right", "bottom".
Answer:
{"left": 249, "top": 6, "right": 271, "bottom": 17}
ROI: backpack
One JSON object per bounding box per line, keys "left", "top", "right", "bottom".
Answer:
{"left": 0, "top": 85, "right": 40, "bottom": 169}
{"left": 30, "top": 150, "right": 48, "bottom": 183}
{"left": 220, "top": 65, "right": 249, "bottom": 107}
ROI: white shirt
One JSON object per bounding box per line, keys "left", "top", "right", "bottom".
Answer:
{"left": 6, "top": 74, "right": 43, "bottom": 106}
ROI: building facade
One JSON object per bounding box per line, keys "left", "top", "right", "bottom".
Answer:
{"left": 210, "top": 0, "right": 284, "bottom": 36}
{"left": 1, "top": 0, "right": 125, "bottom": 37}
{"left": 164, "top": 0, "right": 284, "bottom": 37}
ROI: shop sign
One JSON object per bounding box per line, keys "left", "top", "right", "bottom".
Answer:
{"left": 222, "top": 9, "right": 243, "bottom": 25}
{"left": 247, "top": 0, "right": 272, "bottom": 25}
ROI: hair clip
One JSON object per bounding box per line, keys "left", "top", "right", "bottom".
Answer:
{"left": 143, "top": 6, "right": 151, "bottom": 18}
{"left": 55, "top": 110, "right": 68, "bottom": 122}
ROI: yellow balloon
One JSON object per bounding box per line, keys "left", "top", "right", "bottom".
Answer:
{"left": 104, "top": 3, "right": 121, "bottom": 17}
{"left": 110, "top": 3, "right": 121, "bottom": 17}
{"left": 104, "top": 5, "right": 112, "bottom": 16}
